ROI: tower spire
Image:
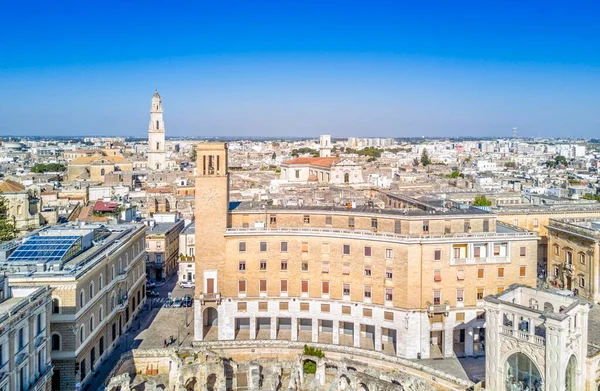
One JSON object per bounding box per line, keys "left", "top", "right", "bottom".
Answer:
{"left": 147, "top": 90, "right": 166, "bottom": 171}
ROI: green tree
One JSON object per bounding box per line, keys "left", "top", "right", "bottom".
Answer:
{"left": 0, "top": 193, "right": 17, "bottom": 241}
{"left": 271, "top": 152, "right": 276, "bottom": 160}
{"left": 472, "top": 195, "right": 492, "bottom": 207}
{"left": 420, "top": 148, "right": 431, "bottom": 166}
{"left": 191, "top": 146, "right": 197, "bottom": 162}
{"left": 31, "top": 163, "right": 66, "bottom": 173}
{"left": 504, "top": 161, "right": 516, "bottom": 168}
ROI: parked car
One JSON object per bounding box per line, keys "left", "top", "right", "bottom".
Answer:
{"left": 163, "top": 299, "right": 173, "bottom": 308}
{"left": 146, "top": 280, "right": 156, "bottom": 288}
{"left": 180, "top": 281, "right": 195, "bottom": 289}
{"left": 148, "top": 290, "right": 160, "bottom": 297}
{"left": 182, "top": 295, "right": 193, "bottom": 307}
{"left": 172, "top": 297, "right": 183, "bottom": 308}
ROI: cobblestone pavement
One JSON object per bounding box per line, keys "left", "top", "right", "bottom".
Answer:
{"left": 92, "top": 273, "right": 194, "bottom": 390}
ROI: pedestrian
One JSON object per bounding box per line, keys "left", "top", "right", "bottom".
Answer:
{"left": 163, "top": 339, "right": 167, "bottom": 348}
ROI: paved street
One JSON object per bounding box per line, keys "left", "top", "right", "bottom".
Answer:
{"left": 92, "top": 273, "right": 194, "bottom": 389}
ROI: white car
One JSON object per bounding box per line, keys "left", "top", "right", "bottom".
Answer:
{"left": 180, "top": 281, "right": 195, "bottom": 289}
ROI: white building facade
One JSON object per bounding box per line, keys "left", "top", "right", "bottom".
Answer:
{"left": 147, "top": 90, "right": 166, "bottom": 171}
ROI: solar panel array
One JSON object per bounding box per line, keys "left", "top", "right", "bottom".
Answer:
{"left": 7, "top": 236, "right": 81, "bottom": 263}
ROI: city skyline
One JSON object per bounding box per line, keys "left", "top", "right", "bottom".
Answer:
{"left": 1, "top": 1, "right": 599, "bottom": 138}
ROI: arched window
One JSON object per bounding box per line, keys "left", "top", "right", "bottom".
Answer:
{"left": 79, "top": 325, "right": 85, "bottom": 344}
{"left": 16, "top": 204, "right": 22, "bottom": 215}
{"left": 544, "top": 302, "right": 555, "bottom": 313}
{"left": 100, "top": 168, "right": 105, "bottom": 176}
{"left": 89, "top": 315, "right": 94, "bottom": 333}
{"left": 98, "top": 306, "right": 103, "bottom": 322}
{"left": 344, "top": 173, "right": 350, "bottom": 183}
{"left": 565, "top": 355, "right": 577, "bottom": 390}
{"left": 111, "top": 265, "right": 115, "bottom": 280}
{"left": 504, "top": 352, "right": 542, "bottom": 390}
{"left": 79, "top": 290, "right": 85, "bottom": 308}
{"left": 566, "top": 250, "right": 573, "bottom": 264}
{"left": 52, "top": 298, "right": 60, "bottom": 314}
{"left": 98, "top": 274, "right": 103, "bottom": 290}
{"left": 89, "top": 282, "right": 94, "bottom": 299}
{"left": 51, "top": 333, "right": 61, "bottom": 351}
{"left": 111, "top": 293, "right": 116, "bottom": 310}
{"left": 119, "top": 259, "right": 123, "bottom": 274}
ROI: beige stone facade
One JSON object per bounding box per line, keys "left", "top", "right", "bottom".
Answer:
{"left": 67, "top": 155, "right": 133, "bottom": 182}
{"left": 4, "top": 224, "right": 147, "bottom": 390}
{"left": 194, "top": 143, "right": 539, "bottom": 360}
{"left": 146, "top": 219, "right": 185, "bottom": 281}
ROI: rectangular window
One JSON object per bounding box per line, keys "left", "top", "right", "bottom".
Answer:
{"left": 434, "top": 270, "right": 442, "bottom": 282}
{"left": 238, "top": 261, "right": 246, "bottom": 271}
{"left": 385, "top": 288, "right": 393, "bottom": 301}
{"left": 394, "top": 221, "right": 401, "bottom": 234}
{"left": 371, "top": 218, "right": 378, "bottom": 229}
{"left": 321, "top": 262, "right": 330, "bottom": 273}
{"left": 348, "top": 217, "right": 355, "bottom": 228}
{"left": 533, "top": 218, "right": 539, "bottom": 228}
{"left": 301, "top": 280, "right": 309, "bottom": 293}
{"left": 456, "top": 288, "right": 464, "bottom": 302}
{"left": 342, "top": 305, "right": 351, "bottom": 315}
{"left": 343, "top": 264, "right": 350, "bottom": 275}
{"left": 385, "top": 248, "right": 394, "bottom": 259}
{"left": 385, "top": 268, "right": 393, "bottom": 279}
{"left": 433, "top": 290, "right": 441, "bottom": 305}
{"left": 497, "top": 267, "right": 505, "bottom": 278}
{"left": 423, "top": 221, "right": 429, "bottom": 233}
{"left": 343, "top": 244, "right": 351, "bottom": 255}
{"left": 270, "top": 215, "right": 277, "bottom": 225}
{"left": 300, "top": 303, "right": 309, "bottom": 311}
{"left": 260, "top": 241, "right": 267, "bottom": 252}
{"left": 580, "top": 276, "right": 586, "bottom": 288}
{"left": 322, "top": 281, "right": 330, "bottom": 294}
{"left": 325, "top": 216, "right": 332, "bottom": 225}
{"left": 321, "top": 304, "right": 330, "bottom": 312}
{"left": 554, "top": 245, "right": 559, "bottom": 255}
{"left": 474, "top": 246, "right": 481, "bottom": 258}
{"left": 295, "top": 170, "right": 300, "bottom": 178}
{"left": 497, "top": 287, "right": 504, "bottom": 293}
{"left": 464, "top": 220, "right": 471, "bottom": 232}
{"left": 384, "top": 311, "right": 394, "bottom": 321}
{"left": 238, "top": 242, "right": 246, "bottom": 252}
{"left": 434, "top": 249, "right": 441, "bottom": 261}
{"left": 519, "top": 266, "right": 526, "bottom": 277}
{"left": 237, "top": 302, "right": 247, "bottom": 311}
{"left": 281, "top": 241, "right": 288, "bottom": 252}
{"left": 364, "top": 246, "right": 372, "bottom": 257}
{"left": 476, "top": 288, "right": 484, "bottom": 300}
{"left": 302, "top": 242, "right": 309, "bottom": 253}
{"left": 477, "top": 311, "right": 485, "bottom": 320}
{"left": 477, "top": 268, "right": 484, "bottom": 279}
{"left": 279, "top": 302, "right": 289, "bottom": 310}
{"left": 258, "top": 302, "right": 268, "bottom": 311}
{"left": 364, "top": 286, "right": 372, "bottom": 298}
{"left": 483, "top": 219, "right": 489, "bottom": 232}
{"left": 259, "top": 280, "right": 267, "bottom": 292}
{"left": 457, "top": 269, "right": 465, "bottom": 280}
{"left": 260, "top": 260, "right": 267, "bottom": 270}
{"left": 281, "top": 260, "right": 288, "bottom": 271}
{"left": 580, "top": 253, "right": 586, "bottom": 264}
{"left": 520, "top": 247, "right": 526, "bottom": 257}
{"left": 280, "top": 280, "right": 288, "bottom": 293}
{"left": 238, "top": 280, "right": 246, "bottom": 293}
{"left": 363, "top": 308, "right": 372, "bottom": 317}
{"left": 343, "top": 284, "right": 351, "bottom": 296}
{"left": 513, "top": 218, "right": 518, "bottom": 226}
{"left": 494, "top": 245, "right": 501, "bottom": 256}
{"left": 301, "top": 261, "right": 309, "bottom": 272}
{"left": 453, "top": 247, "right": 461, "bottom": 259}
{"left": 303, "top": 215, "right": 310, "bottom": 224}
{"left": 364, "top": 266, "right": 372, "bottom": 277}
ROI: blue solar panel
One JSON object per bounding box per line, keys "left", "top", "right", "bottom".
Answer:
{"left": 7, "top": 235, "right": 82, "bottom": 263}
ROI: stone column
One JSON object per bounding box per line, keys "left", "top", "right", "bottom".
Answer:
{"left": 312, "top": 318, "right": 319, "bottom": 343}
{"left": 545, "top": 322, "right": 566, "bottom": 391}
{"left": 332, "top": 321, "right": 340, "bottom": 345}
{"left": 194, "top": 300, "right": 203, "bottom": 341}
{"left": 465, "top": 327, "right": 474, "bottom": 356}
{"left": 270, "top": 317, "right": 277, "bottom": 340}
{"left": 374, "top": 326, "right": 382, "bottom": 351}
{"left": 291, "top": 317, "right": 298, "bottom": 341}
{"left": 353, "top": 323, "right": 361, "bottom": 348}
{"left": 249, "top": 317, "right": 257, "bottom": 340}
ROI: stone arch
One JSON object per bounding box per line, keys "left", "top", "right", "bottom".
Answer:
{"left": 185, "top": 376, "right": 198, "bottom": 391}
{"left": 207, "top": 373, "right": 217, "bottom": 391}
{"left": 203, "top": 307, "right": 218, "bottom": 326}
{"left": 357, "top": 383, "right": 369, "bottom": 391}
{"left": 339, "top": 374, "right": 352, "bottom": 390}
{"left": 566, "top": 354, "right": 577, "bottom": 391}
{"left": 503, "top": 351, "right": 543, "bottom": 391}
{"left": 51, "top": 332, "right": 61, "bottom": 351}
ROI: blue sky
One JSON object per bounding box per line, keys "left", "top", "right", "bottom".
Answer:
{"left": 1, "top": 1, "right": 599, "bottom": 138}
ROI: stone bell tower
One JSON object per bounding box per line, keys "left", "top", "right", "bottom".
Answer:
{"left": 147, "top": 90, "right": 166, "bottom": 171}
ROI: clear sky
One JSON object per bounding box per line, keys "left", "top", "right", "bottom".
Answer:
{"left": 1, "top": 1, "right": 599, "bottom": 138}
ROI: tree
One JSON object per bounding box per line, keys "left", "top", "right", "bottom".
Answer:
{"left": 271, "top": 152, "right": 276, "bottom": 160}
{"left": 504, "top": 161, "right": 516, "bottom": 168}
{"left": 0, "top": 193, "right": 17, "bottom": 241}
{"left": 31, "top": 163, "right": 66, "bottom": 173}
{"left": 190, "top": 146, "right": 197, "bottom": 162}
{"left": 420, "top": 148, "right": 431, "bottom": 166}
{"left": 472, "top": 195, "right": 492, "bottom": 207}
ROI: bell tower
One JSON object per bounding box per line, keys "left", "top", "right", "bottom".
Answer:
{"left": 194, "top": 142, "right": 229, "bottom": 340}
{"left": 147, "top": 90, "right": 166, "bottom": 171}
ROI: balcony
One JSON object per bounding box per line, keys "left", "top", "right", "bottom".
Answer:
{"left": 199, "top": 292, "right": 221, "bottom": 304}
{"left": 427, "top": 301, "right": 450, "bottom": 317}
{"left": 500, "top": 325, "right": 545, "bottom": 346}
{"left": 451, "top": 256, "right": 511, "bottom": 265}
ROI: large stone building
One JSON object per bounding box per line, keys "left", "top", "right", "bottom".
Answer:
{"left": 145, "top": 214, "right": 185, "bottom": 281}
{"left": 147, "top": 90, "right": 166, "bottom": 171}
{"left": 0, "top": 179, "right": 42, "bottom": 233}
{"left": 67, "top": 155, "right": 133, "bottom": 182}
{"left": 484, "top": 284, "right": 598, "bottom": 391}
{"left": 193, "top": 143, "right": 539, "bottom": 360}
{"left": 0, "top": 276, "right": 53, "bottom": 391}
{"left": 0, "top": 223, "right": 147, "bottom": 390}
